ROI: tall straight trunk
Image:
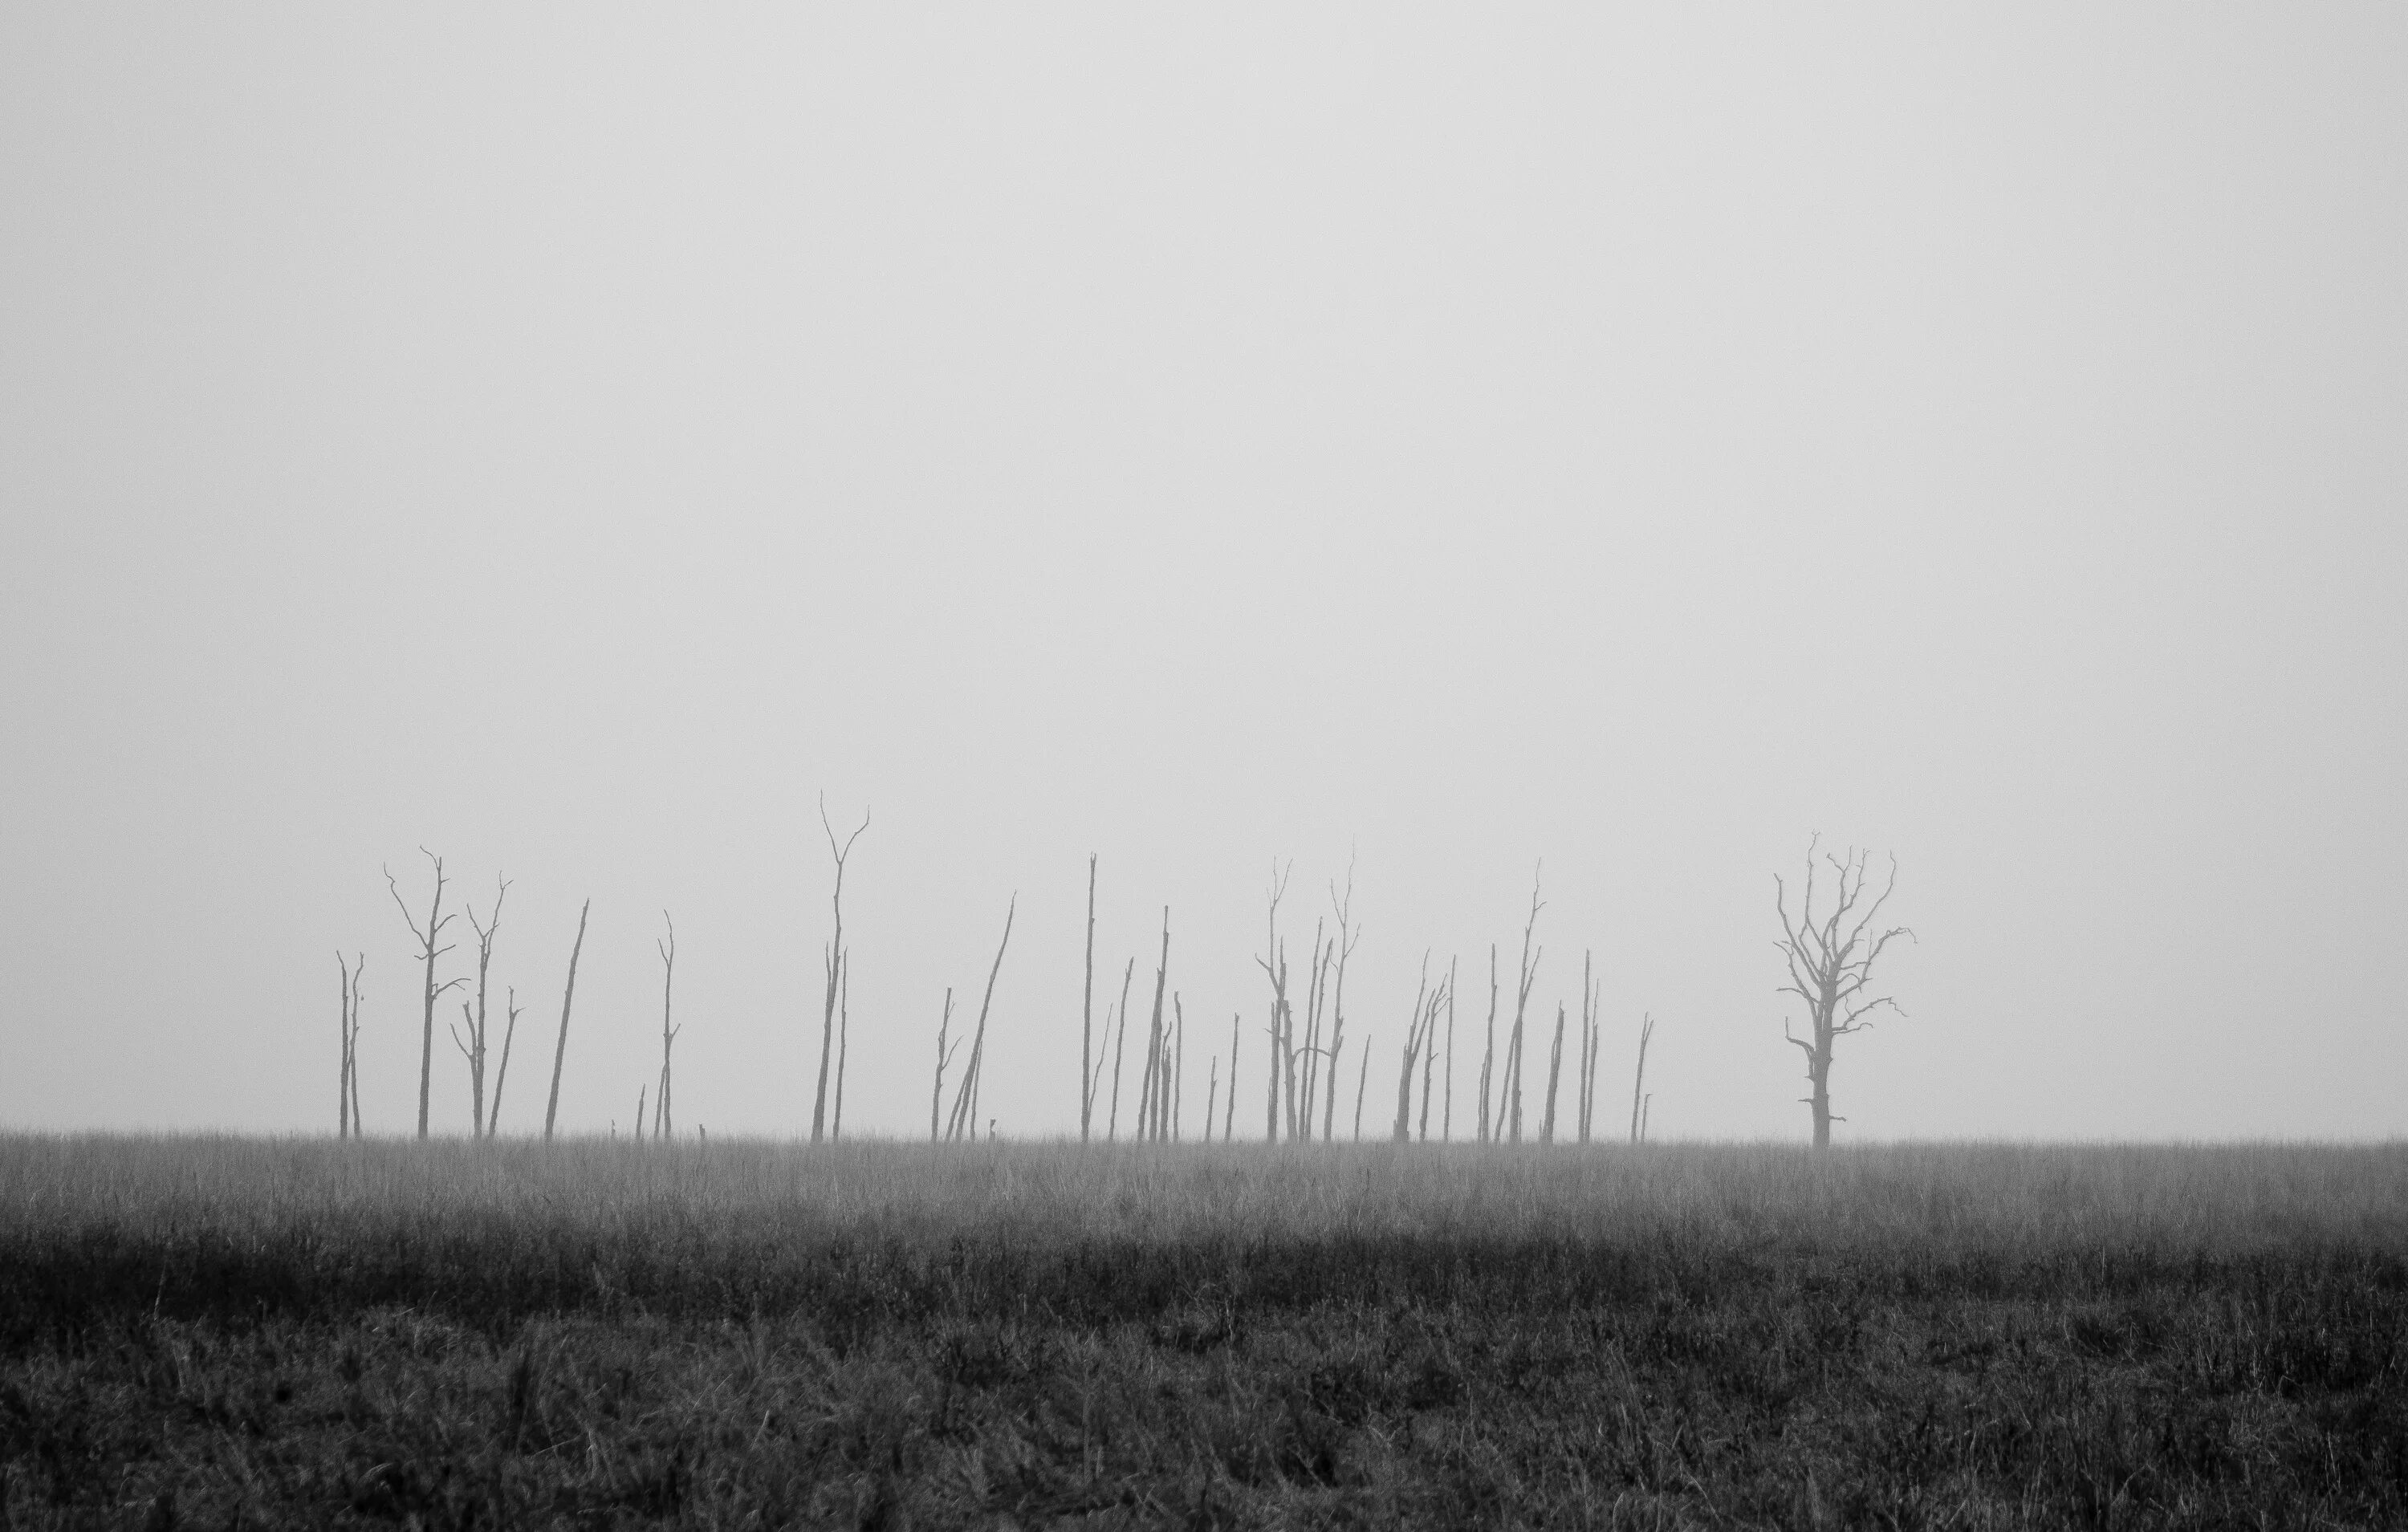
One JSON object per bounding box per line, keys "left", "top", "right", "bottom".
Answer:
{"left": 635, "top": 1085, "right": 646, "bottom": 1143}
{"left": 1080, "top": 855, "right": 1096, "bottom": 1141}
{"left": 337, "top": 954, "right": 355, "bottom": 1140}
{"left": 1541, "top": 1002, "right": 1566, "bottom": 1143}
{"left": 1172, "top": 994, "right": 1186, "bottom": 1141}
{"left": 1204, "top": 1056, "right": 1218, "bottom": 1144}
{"left": 1297, "top": 924, "right": 1325, "bottom": 1142}
{"left": 347, "top": 962, "right": 365, "bottom": 1136}
{"left": 1107, "top": 957, "right": 1133, "bottom": 1140}
{"left": 1263, "top": 950, "right": 1287, "bottom": 1143}
{"left": 832, "top": 953, "right": 849, "bottom": 1140}
{"left": 1393, "top": 964, "right": 1429, "bottom": 1142}
{"left": 458, "top": 882, "right": 505, "bottom": 1137}
{"left": 1419, "top": 993, "right": 1439, "bottom": 1142}
{"left": 1352, "top": 1037, "right": 1372, "bottom": 1141}
{"left": 655, "top": 913, "right": 677, "bottom": 1140}
{"left": 1479, "top": 945, "right": 1498, "bottom": 1142}
{"left": 543, "top": 900, "right": 591, "bottom": 1141}
{"left": 1223, "top": 1012, "right": 1242, "bottom": 1141}
{"left": 1630, "top": 1013, "right": 1655, "bottom": 1145}
{"left": 490, "top": 987, "right": 519, "bottom": 1136}
{"left": 1442, "top": 956, "right": 1457, "bottom": 1141}
{"left": 946, "top": 896, "right": 1016, "bottom": 1143}
{"left": 1138, "top": 910, "right": 1169, "bottom": 1141}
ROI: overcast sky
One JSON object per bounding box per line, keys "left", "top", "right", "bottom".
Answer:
{"left": 4, "top": 6, "right": 2402, "bottom": 1141}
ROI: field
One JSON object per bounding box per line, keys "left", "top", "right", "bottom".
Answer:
{"left": 2, "top": 1137, "right": 2406, "bottom": 1529}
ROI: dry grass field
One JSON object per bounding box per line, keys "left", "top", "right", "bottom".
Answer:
{"left": 3, "top": 1136, "right": 2406, "bottom": 1528}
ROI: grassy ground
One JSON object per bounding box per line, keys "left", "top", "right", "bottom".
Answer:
{"left": 2, "top": 1136, "right": 2405, "bottom": 1529}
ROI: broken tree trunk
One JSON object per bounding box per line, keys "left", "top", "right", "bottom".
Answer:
{"left": 543, "top": 899, "right": 592, "bottom": 1142}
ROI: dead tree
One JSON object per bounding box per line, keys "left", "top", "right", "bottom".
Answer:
{"left": 1080, "top": 855, "right": 1098, "bottom": 1141}
{"left": 1223, "top": 1011, "right": 1242, "bottom": 1141}
{"left": 1295, "top": 920, "right": 1327, "bottom": 1140}
{"left": 653, "top": 912, "right": 681, "bottom": 1140}
{"left": 1105, "top": 957, "right": 1133, "bottom": 1140}
{"left": 929, "top": 987, "right": 958, "bottom": 1141}
{"left": 1173, "top": 994, "right": 1187, "bottom": 1141}
{"left": 446, "top": 878, "right": 509, "bottom": 1137}
{"left": 1478, "top": 945, "right": 1499, "bottom": 1142}
{"left": 811, "top": 798, "right": 869, "bottom": 1143}
{"left": 1204, "top": 1055, "right": 1218, "bottom": 1144}
{"left": 833, "top": 953, "right": 850, "bottom": 1140}
{"left": 1352, "top": 1030, "right": 1372, "bottom": 1140}
{"left": 634, "top": 1084, "right": 646, "bottom": 1142}
{"left": 945, "top": 896, "right": 1016, "bottom": 1143}
{"left": 1442, "top": 955, "right": 1457, "bottom": 1140}
{"left": 336, "top": 953, "right": 364, "bottom": 1138}
{"left": 1256, "top": 862, "right": 1291, "bottom": 1141}
{"left": 1576, "top": 953, "right": 1600, "bottom": 1144}
{"left": 1136, "top": 908, "right": 1171, "bottom": 1142}
{"left": 387, "top": 851, "right": 468, "bottom": 1140}
{"left": 543, "top": 899, "right": 592, "bottom": 1141}
{"left": 1540, "top": 1002, "right": 1567, "bottom": 1144}
{"left": 489, "top": 986, "right": 521, "bottom": 1135}
{"left": 1320, "top": 869, "right": 1358, "bottom": 1143}
{"left": 1629, "top": 1012, "right": 1655, "bottom": 1144}
{"left": 1776, "top": 842, "right": 1913, "bottom": 1148}
{"left": 1504, "top": 869, "right": 1544, "bottom": 1143}
{"left": 1392, "top": 957, "right": 1438, "bottom": 1142}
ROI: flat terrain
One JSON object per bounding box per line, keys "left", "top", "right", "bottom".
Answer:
{"left": 2, "top": 1137, "right": 2405, "bottom": 1529}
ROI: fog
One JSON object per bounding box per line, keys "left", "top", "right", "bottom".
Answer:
{"left": 3, "top": 6, "right": 2402, "bottom": 1140}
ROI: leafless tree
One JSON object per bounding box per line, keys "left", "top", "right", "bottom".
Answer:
{"left": 386, "top": 850, "right": 468, "bottom": 1140}
{"left": 1393, "top": 956, "right": 1444, "bottom": 1143}
{"left": 488, "top": 986, "right": 521, "bottom": 1135}
{"left": 1173, "top": 993, "right": 1187, "bottom": 1141}
{"left": 1320, "top": 868, "right": 1358, "bottom": 1143}
{"left": 447, "top": 877, "right": 509, "bottom": 1137}
{"left": 1203, "top": 1054, "right": 1218, "bottom": 1144}
{"left": 832, "top": 953, "right": 851, "bottom": 1140}
{"left": 1504, "top": 868, "right": 1544, "bottom": 1142}
{"left": 1629, "top": 1012, "right": 1655, "bottom": 1145}
{"left": 1777, "top": 841, "right": 1913, "bottom": 1148}
{"left": 945, "top": 896, "right": 1015, "bottom": 1143}
{"left": 1105, "top": 957, "right": 1133, "bottom": 1140}
{"left": 1080, "top": 855, "right": 1098, "bottom": 1141}
{"left": 1223, "top": 1010, "right": 1241, "bottom": 1141}
{"left": 634, "top": 1084, "right": 646, "bottom": 1143}
{"left": 1137, "top": 908, "right": 1171, "bottom": 1142}
{"left": 1540, "top": 1002, "right": 1567, "bottom": 1144}
{"left": 1442, "top": 955, "right": 1457, "bottom": 1141}
{"left": 1256, "top": 862, "right": 1292, "bottom": 1142}
{"left": 1576, "top": 953, "right": 1600, "bottom": 1144}
{"left": 543, "top": 898, "right": 592, "bottom": 1142}
{"left": 929, "top": 987, "right": 958, "bottom": 1141}
{"left": 1352, "top": 1030, "right": 1372, "bottom": 1141}
{"left": 811, "top": 798, "right": 869, "bottom": 1143}
{"left": 1478, "top": 945, "right": 1499, "bottom": 1142}
{"left": 652, "top": 912, "right": 681, "bottom": 1140}
{"left": 336, "top": 953, "right": 364, "bottom": 1138}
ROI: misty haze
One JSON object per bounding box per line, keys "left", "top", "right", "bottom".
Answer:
{"left": 2, "top": 6, "right": 2402, "bottom": 1527}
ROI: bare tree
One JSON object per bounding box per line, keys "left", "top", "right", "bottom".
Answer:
{"left": 1576, "top": 953, "right": 1600, "bottom": 1144}
{"left": 1223, "top": 1010, "right": 1241, "bottom": 1141}
{"left": 1540, "top": 1002, "right": 1567, "bottom": 1144}
{"left": 1080, "top": 855, "right": 1098, "bottom": 1141}
{"left": 1105, "top": 957, "right": 1133, "bottom": 1140}
{"left": 1504, "top": 868, "right": 1544, "bottom": 1143}
{"left": 1393, "top": 956, "right": 1441, "bottom": 1142}
{"left": 1320, "top": 868, "right": 1358, "bottom": 1143}
{"left": 1776, "top": 842, "right": 1913, "bottom": 1148}
{"left": 1478, "top": 945, "right": 1499, "bottom": 1142}
{"left": 1173, "top": 993, "right": 1187, "bottom": 1141}
{"left": 1442, "top": 955, "right": 1457, "bottom": 1141}
{"left": 1629, "top": 1012, "right": 1655, "bottom": 1145}
{"left": 336, "top": 953, "right": 364, "bottom": 1138}
{"left": 1352, "top": 1031, "right": 1372, "bottom": 1141}
{"left": 945, "top": 896, "right": 1016, "bottom": 1143}
{"left": 386, "top": 851, "right": 468, "bottom": 1140}
{"left": 488, "top": 986, "right": 521, "bottom": 1135}
{"left": 811, "top": 798, "right": 869, "bottom": 1143}
{"left": 448, "top": 877, "right": 509, "bottom": 1137}
{"left": 1137, "top": 908, "right": 1171, "bottom": 1142}
{"left": 1256, "top": 862, "right": 1291, "bottom": 1142}
{"left": 543, "top": 899, "right": 592, "bottom": 1142}
{"left": 1204, "top": 1055, "right": 1218, "bottom": 1144}
{"left": 929, "top": 987, "right": 958, "bottom": 1142}
{"left": 653, "top": 912, "right": 681, "bottom": 1140}
{"left": 634, "top": 1084, "right": 646, "bottom": 1143}
{"left": 832, "top": 953, "right": 850, "bottom": 1140}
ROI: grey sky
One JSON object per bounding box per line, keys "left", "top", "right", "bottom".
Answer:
{"left": 4, "top": 6, "right": 2402, "bottom": 1140}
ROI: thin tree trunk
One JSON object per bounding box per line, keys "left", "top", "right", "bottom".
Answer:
{"left": 811, "top": 799, "right": 869, "bottom": 1144}
{"left": 1080, "top": 854, "right": 1096, "bottom": 1141}
{"left": 347, "top": 959, "right": 365, "bottom": 1136}
{"left": 1204, "top": 1056, "right": 1218, "bottom": 1144}
{"left": 832, "top": 952, "right": 849, "bottom": 1140}
{"left": 1442, "top": 956, "right": 1456, "bottom": 1141}
{"left": 490, "top": 986, "right": 519, "bottom": 1136}
{"left": 1393, "top": 961, "right": 1429, "bottom": 1142}
{"left": 1479, "top": 945, "right": 1498, "bottom": 1143}
{"left": 931, "top": 987, "right": 954, "bottom": 1142}
{"left": 386, "top": 851, "right": 463, "bottom": 1142}
{"left": 635, "top": 1084, "right": 646, "bottom": 1144}
{"left": 1507, "top": 869, "right": 1543, "bottom": 1144}
{"left": 1107, "top": 957, "right": 1133, "bottom": 1141}
{"left": 946, "top": 896, "right": 1016, "bottom": 1142}
{"left": 1541, "top": 1002, "right": 1566, "bottom": 1144}
{"left": 1352, "top": 1036, "right": 1371, "bottom": 1142}
{"left": 1223, "top": 1012, "right": 1241, "bottom": 1142}
{"left": 337, "top": 954, "right": 354, "bottom": 1140}
{"left": 1629, "top": 1013, "right": 1655, "bottom": 1145}
{"left": 1322, "top": 869, "right": 1356, "bottom": 1144}
{"left": 1173, "top": 994, "right": 1186, "bottom": 1141}
{"left": 655, "top": 912, "right": 677, "bottom": 1140}
{"left": 543, "top": 899, "right": 591, "bottom": 1142}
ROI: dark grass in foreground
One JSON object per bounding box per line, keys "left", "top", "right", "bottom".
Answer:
{"left": 2, "top": 1140, "right": 2406, "bottom": 1529}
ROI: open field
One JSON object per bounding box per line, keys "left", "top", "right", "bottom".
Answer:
{"left": 3, "top": 1138, "right": 2406, "bottom": 1529}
